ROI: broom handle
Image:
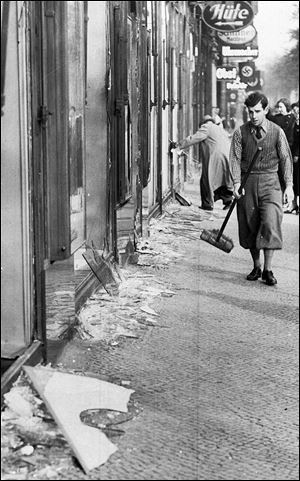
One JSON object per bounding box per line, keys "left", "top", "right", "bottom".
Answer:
{"left": 216, "top": 147, "right": 262, "bottom": 241}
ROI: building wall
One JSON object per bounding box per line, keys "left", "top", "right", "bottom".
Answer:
{"left": 85, "top": 1, "right": 108, "bottom": 250}
{"left": 1, "top": 0, "right": 219, "bottom": 362}
{"left": 67, "top": 1, "right": 86, "bottom": 253}
{"left": 160, "top": 2, "right": 170, "bottom": 195}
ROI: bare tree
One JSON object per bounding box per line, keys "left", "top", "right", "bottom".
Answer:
{"left": 263, "top": 4, "right": 299, "bottom": 105}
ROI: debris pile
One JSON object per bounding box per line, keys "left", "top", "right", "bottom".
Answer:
{"left": 75, "top": 269, "right": 176, "bottom": 341}
{"left": 1, "top": 374, "right": 72, "bottom": 480}
{"left": 1, "top": 196, "right": 221, "bottom": 479}
{"left": 75, "top": 198, "right": 214, "bottom": 343}
{"left": 1, "top": 366, "right": 139, "bottom": 478}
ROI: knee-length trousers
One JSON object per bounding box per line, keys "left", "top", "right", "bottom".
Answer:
{"left": 236, "top": 172, "right": 283, "bottom": 250}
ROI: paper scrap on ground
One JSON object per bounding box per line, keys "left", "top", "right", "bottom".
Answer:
{"left": 140, "top": 305, "right": 159, "bottom": 316}
{"left": 23, "top": 366, "right": 134, "bottom": 473}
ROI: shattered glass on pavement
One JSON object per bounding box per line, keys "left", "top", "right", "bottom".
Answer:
{"left": 1, "top": 195, "right": 218, "bottom": 479}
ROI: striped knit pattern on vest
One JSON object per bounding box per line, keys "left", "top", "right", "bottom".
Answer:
{"left": 240, "top": 120, "right": 282, "bottom": 175}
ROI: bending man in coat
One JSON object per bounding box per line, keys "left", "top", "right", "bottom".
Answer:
{"left": 178, "top": 115, "right": 233, "bottom": 211}
{"left": 230, "top": 91, "right": 293, "bottom": 286}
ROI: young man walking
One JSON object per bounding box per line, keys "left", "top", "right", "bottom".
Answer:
{"left": 230, "top": 91, "right": 294, "bottom": 285}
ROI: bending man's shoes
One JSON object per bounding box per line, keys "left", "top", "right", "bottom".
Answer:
{"left": 199, "top": 205, "right": 213, "bottom": 211}
{"left": 262, "top": 270, "right": 277, "bottom": 286}
{"left": 246, "top": 267, "right": 262, "bottom": 281}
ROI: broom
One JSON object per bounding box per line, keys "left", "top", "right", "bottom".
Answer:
{"left": 200, "top": 147, "right": 263, "bottom": 253}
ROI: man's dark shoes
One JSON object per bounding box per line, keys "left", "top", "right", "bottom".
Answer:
{"left": 262, "top": 270, "right": 277, "bottom": 286}
{"left": 199, "top": 206, "right": 213, "bottom": 211}
{"left": 246, "top": 267, "right": 262, "bottom": 281}
{"left": 223, "top": 201, "right": 232, "bottom": 210}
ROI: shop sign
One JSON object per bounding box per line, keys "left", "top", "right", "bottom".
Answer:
{"left": 217, "top": 25, "right": 257, "bottom": 45}
{"left": 226, "top": 80, "right": 247, "bottom": 90}
{"left": 222, "top": 45, "right": 259, "bottom": 58}
{"left": 202, "top": 2, "right": 254, "bottom": 33}
{"left": 216, "top": 66, "right": 237, "bottom": 80}
{"left": 226, "top": 90, "right": 238, "bottom": 102}
{"left": 239, "top": 61, "right": 256, "bottom": 82}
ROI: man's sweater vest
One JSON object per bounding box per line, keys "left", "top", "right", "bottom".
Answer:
{"left": 240, "top": 120, "right": 281, "bottom": 174}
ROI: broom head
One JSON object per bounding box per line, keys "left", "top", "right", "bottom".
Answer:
{"left": 200, "top": 229, "right": 234, "bottom": 253}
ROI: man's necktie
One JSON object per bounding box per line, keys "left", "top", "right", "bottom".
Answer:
{"left": 255, "top": 126, "right": 262, "bottom": 139}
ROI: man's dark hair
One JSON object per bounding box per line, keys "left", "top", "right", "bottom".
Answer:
{"left": 245, "top": 91, "right": 268, "bottom": 109}
{"left": 291, "top": 100, "right": 299, "bottom": 109}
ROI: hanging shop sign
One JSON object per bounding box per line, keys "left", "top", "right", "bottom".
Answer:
{"left": 216, "top": 66, "right": 237, "bottom": 80}
{"left": 202, "top": 2, "right": 254, "bottom": 33}
{"left": 226, "top": 90, "right": 239, "bottom": 102}
{"left": 222, "top": 45, "right": 259, "bottom": 58}
{"left": 226, "top": 79, "right": 248, "bottom": 90}
{"left": 217, "top": 24, "right": 257, "bottom": 45}
{"left": 246, "top": 71, "right": 263, "bottom": 91}
{"left": 239, "top": 61, "right": 256, "bottom": 82}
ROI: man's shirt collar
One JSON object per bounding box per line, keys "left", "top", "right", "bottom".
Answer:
{"left": 250, "top": 119, "right": 268, "bottom": 135}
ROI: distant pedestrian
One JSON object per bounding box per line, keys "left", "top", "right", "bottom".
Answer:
{"left": 267, "top": 98, "right": 295, "bottom": 210}
{"left": 178, "top": 115, "right": 233, "bottom": 211}
{"left": 285, "top": 100, "right": 299, "bottom": 214}
{"left": 269, "top": 97, "right": 295, "bottom": 149}
{"left": 230, "top": 91, "right": 293, "bottom": 286}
